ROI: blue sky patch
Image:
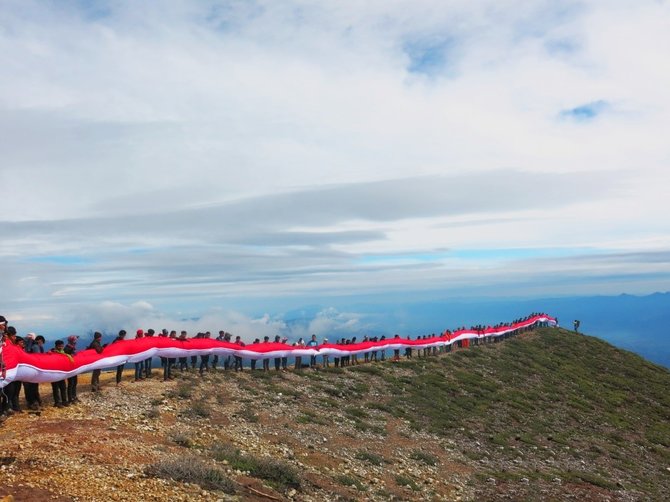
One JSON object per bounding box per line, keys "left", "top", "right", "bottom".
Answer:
{"left": 358, "top": 247, "right": 598, "bottom": 265}
{"left": 404, "top": 37, "right": 455, "bottom": 77}
{"left": 560, "top": 100, "right": 609, "bottom": 121}
{"left": 27, "top": 255, "right": 93, "bottom": 266}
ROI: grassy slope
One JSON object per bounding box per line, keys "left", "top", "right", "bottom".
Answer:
{"left": 224, "top": 327, "right": 669, "bottom": 499}
{"left": 331, "top": 327, "right": 670, "bottom": 499}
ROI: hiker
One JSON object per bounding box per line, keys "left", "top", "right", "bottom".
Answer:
{"left": 199, "top": 332, "right": 211, "bottom": 375}
{"left": 262, "top": 336, "right": 270, "bottom": 371}
{"left": 281, "top": 337, "right": 289, "bottom": 370}
{"left": 322, "top": 338, "right": 330, "bottom": 368}
{"left": 164, "top": 330, "right": 177, "bottom": 380}
{"left": 64, "top": 335, "right": 80, "bottom": 403}
{"left": 308, "top": 334, "right": 318, "bottom": 368}
{"left": 0, "top": 316, "right": 8, "bottom": 417}
{"left": 233, "top": 336, "right": 245, "bottom": 371}
{"left": 50, "top": 340, "right": 68, "bottom": 408}
{"left": 350, "top": 337, "right": 358, "bottom": 365}
{"left": 144, "top": 329, "right": 155, "bottom": 378}
{"left": 88, "top": 332, "right": 104, "bottom": 392}
{"left": 134, "top": 329, "right": 145, "bottom": 381}
{"left": 112, "top": 330, "right": 127, "bottom": 385}
{"left": 274, "top": 335, "right": 282, "bottom": 371}
{"left": 2, "top": 327, "right": 23, "bottom": 414}
{"left": 294, "top": 338, "right": 305, "bottom": 370}
{"left": 178, "top": 331, "right": 189, "bottom": 371}
{"left": 250, "top": 338, "right": 259, "bottom": 371}
{"left": 212, "top": 331, "right": 226, "bottom": 370}
{"left": 25, "top": 335, "right": 45, "bottom": 410}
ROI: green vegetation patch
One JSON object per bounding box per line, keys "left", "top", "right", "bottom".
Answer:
{"left": 394, "top": 474, "right": 419, "bottom": 491}
{"left": 146, "top": 456, "right": 235, "bottom": 494}
{"left": 354, "top": 450, "right": 386, "bottom": 466}
{"left": 410, "top": 450, "right": 439, "bottom": 466}
{"left": 211, "top": 443, "right": 301, "bottom": 490}
{"left": 335, "top": 474, "right": 367, "bottom": 491}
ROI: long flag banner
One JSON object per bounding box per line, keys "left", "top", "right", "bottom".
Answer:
{"left": 0, "top": 315, "right": 556, "bottom": 387}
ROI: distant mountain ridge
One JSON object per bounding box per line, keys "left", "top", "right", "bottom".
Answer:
{"left": 272, "top": 292, "right": 670, "bottom": 367}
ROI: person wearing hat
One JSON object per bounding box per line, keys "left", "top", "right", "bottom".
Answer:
{"left": 64, "top": 335, "right": 80, "bottom": 404}
{"left": 111, "top": 329, "right": 127, "bottom": 385}
{"left": 50, "top": 340, "right": 68, "bottom": 408}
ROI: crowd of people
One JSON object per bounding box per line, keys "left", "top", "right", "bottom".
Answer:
{"left": 0, "top": 313, "right": 551, "bottom": 419}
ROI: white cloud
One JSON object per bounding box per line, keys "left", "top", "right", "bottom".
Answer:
{"left": 1, "top": 1, "right": 669, "bottom": 329}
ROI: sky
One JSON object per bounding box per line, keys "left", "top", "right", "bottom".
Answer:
{"left": 1, "top": 1, "right": 669, "bottom": 340}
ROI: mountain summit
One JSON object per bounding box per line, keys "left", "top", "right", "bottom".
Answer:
{"left": 0, "top": 327, "right": 668, "bottom": 501}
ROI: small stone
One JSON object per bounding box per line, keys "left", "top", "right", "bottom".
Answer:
{"left": 520, "top": 478, "right": 529, "bottom": 484}
{"left": 287, "top": 488, "right": 297, "bottom": 498}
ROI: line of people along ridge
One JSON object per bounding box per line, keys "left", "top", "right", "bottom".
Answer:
{"left": 0, "top": 313, "right": 555, "bottom": 416}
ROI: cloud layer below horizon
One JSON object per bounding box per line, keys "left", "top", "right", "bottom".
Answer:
{"left": 1, "top": 1, "right": 669, "bottom": 333}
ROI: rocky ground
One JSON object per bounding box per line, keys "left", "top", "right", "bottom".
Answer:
{"left": 1, "top": 328, "right": 669, "bottom": 501}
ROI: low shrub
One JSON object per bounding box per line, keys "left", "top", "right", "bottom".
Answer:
{"left": 146, "top": 406, "right": 161, "bottom": 419}
{"left": 211, "top": 443, "right": 301, "bottom": 490}
{"left": 183, "top": 399, "right": 211, "bottom": 418}
{"left": 146, "top": 456, "right": 235, "bottom": 494}
{"left": 170, "top": 432, "right": 193, "bottom": 448}
{"left": 395, "top": 474, "right": 419, "bottom": 491}
{"left": 335, "top": 474, "right": 367, "bottom": 491}
{"left": 410, "top": 450, "right": 439, "bottom": 466}
{"left": 238, "top": 405, "right": 259, "bottom": 423}
{"left": 354, "top": 450, "right": 386, "bottom": 466}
